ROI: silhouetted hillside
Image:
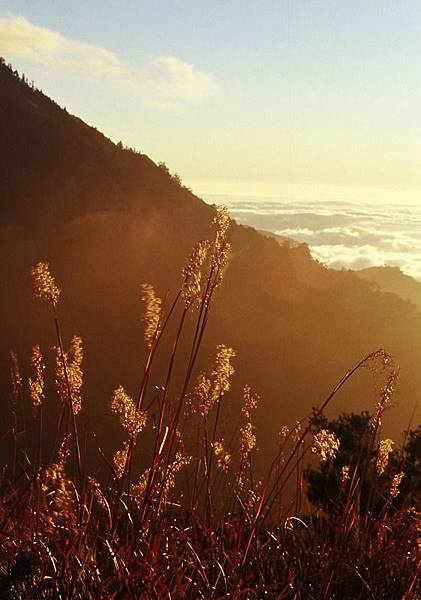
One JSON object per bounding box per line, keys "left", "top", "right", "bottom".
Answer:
{"left": 1, "top": 58, "right": 420, "bottom": 469}
{"left": 356, "top": 266, "right": 421, "bottom": 311}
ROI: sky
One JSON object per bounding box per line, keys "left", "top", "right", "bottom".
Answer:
{"left": 0, "top": 1, "right": 421, "bottom": 198}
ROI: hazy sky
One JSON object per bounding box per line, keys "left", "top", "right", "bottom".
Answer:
{"left": 1, "top": 1, "right": 420, "bottom": 197}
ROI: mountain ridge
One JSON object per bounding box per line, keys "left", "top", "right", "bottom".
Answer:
{"left": 355, "top": 266, "right": 421, "bottom": 311}
{"left": 1, "top": 58, "right": 420, "bottom": 465}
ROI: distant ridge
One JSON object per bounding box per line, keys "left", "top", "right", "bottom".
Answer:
{"left": 356, "top": 266, "right": 421, "bottom": 311}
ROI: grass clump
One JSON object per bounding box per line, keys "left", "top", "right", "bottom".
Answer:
{"left": 0, "top": 208, "right": 419, "bottom": 599}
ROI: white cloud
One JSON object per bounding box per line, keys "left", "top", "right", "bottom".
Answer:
{"left": 310, "top": 243, "right": 421, "bottom": 281}
{"left": 274, "top": 227, "right": 316, "bottom": 237}
{"left": 228, "top": 197, "right": 421, "bottom": 281}
{"left": 311, "top": 244, "right": 384, "bottom": 270}
{"left": 153, "top": 56, "right": 218, "bottom": 100}
{"left": 0, "top": 15, "right": 218, "bottom": 102}
{"left": 0, "top": 15, "right": 127, "bottom": 76}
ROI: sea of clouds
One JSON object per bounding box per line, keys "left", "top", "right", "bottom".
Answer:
{"left": 211, "top": 197, "right": 421, "bottom": 281}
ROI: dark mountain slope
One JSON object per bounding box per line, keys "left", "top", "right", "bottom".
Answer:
{"left": 0, "top": 58, "right": 212, "bottom": 229}
{"left": 1, "top": 59, "right": 420, "bottom": 468}
{"left": 356, "top": 266, "right": 421, "bottom": 311}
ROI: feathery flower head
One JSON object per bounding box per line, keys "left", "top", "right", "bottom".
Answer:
{"left": 379, "top": 369, "right": 399, "bottom": 408}
{"left": 181, "top": 240, "right": 210, "bottom": 308}
{"left": 278, "top": 425, "right": 290, "bottom": 444}
{"left": 195, "top": 372, "right": 212, "bottom": 417}
{"left": 28, "top": 344, "right": 45, "bottom": 408}
{"left": 57, "top": 434, "right": 72, "bottom": 466}
{"left": 211, "top": 440, "right": 231, "bottom": 472}
{"left": 39, "top": 462, "right": 76, "bottom": 531}
{"left": 363, "top": 348, "right": 395, "bottom": 373}
{"left": 242, "top": 384, "right": 259, "bottom": 420}
{"left": 240, "top": 421, "right": 257, "bottom": 456}
{"left": 211, "top": 206, "right": 231, "bottom": 276}
{"left": 211, "top": 344, "right": 236, "bottom": 398}
{"left": 54, "top": 335, "right": 84, "bottom": 415}
{"left": 32, "top": 261, "right": 61, "bottom": 305}
{"left": 140, "top": 283, "right": 162, "bottom": 348}
{"left": 213, "top": 205, "right": 230, "bottom": 237}
{"left": 292, "top": 421, "right": 303, "bottom": 443}
{"left": 341, "top": 465, "right": 351, "bottom": 484}
{"left": 376, "top": 438, "right": 394, "bottom": 475}
{"left": 311, "top": 429, "right": 340, "bottom": 462}
{"left": 111, "top": 385, "right": 147, "bottom": 436}
{"left": 113, "top": 440, "right": 130, "bottom": 479}
{"left": 130, "top": 468, "right": 150, "bottom": 506}
{"left": 240, "top": 385, "right": 258, "bottom": 456}
{"left": 390, "top": 471, "right": 404, "bottom": 498}
{"left": 196, "top": 345, "right": 236, "bottom": 417}
{"left": 364, "top": 350, "right": 399, "bottom": 430}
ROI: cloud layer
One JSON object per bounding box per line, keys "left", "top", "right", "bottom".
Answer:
{"left": 224, "top": 198, "right": 421, "bottom": 281}
{"left": 0, "top": 15, "right": 218, "bottom": 102}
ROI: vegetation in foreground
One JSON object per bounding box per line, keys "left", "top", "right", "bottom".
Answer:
{"left": 1, "top": 208, "right": 420, "bottom": 599}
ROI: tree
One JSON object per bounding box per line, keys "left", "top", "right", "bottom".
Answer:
{"left": 398, "top": 424, "right": 421, "bottom": 508}
{"left": 305, "top": 410, "right": 420, "bottom": 515}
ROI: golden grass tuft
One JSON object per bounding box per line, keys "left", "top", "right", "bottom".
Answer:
{"left": 0, "top": 208, "right": 418, "bottom": 598}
